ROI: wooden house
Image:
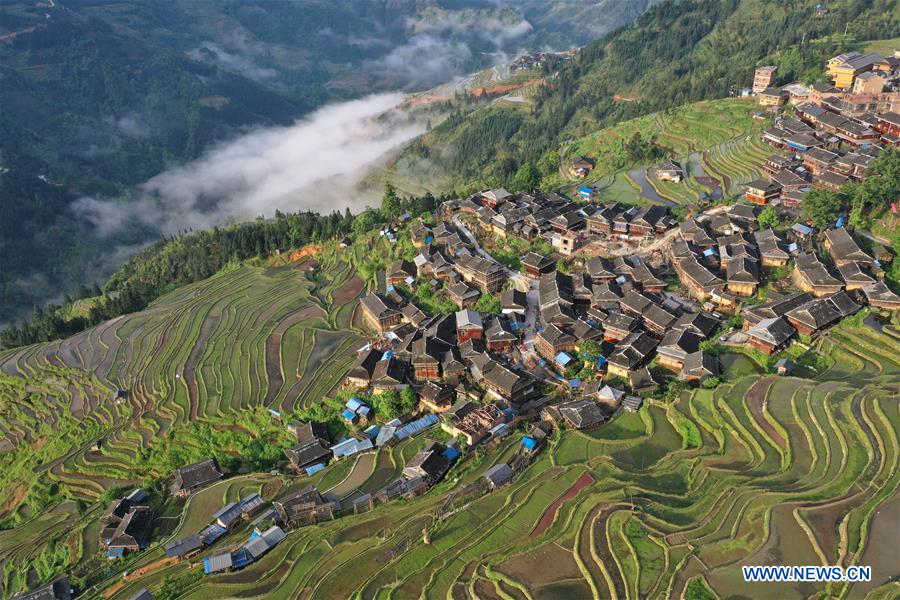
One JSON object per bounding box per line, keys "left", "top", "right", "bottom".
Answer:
{"left": 359, "top": 293, "right": 403, "bottom": 332}
{"left": 746, "top": 317, "right": 795, "bottom": 354}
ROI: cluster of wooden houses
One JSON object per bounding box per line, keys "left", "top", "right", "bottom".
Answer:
{"left": 669, "top": 207, "right": 898, "bottom": 353}
{"left": 448, "top": 188, "right": 677, "bottom": 256}
{"left": 749, "top": 50, "right": 899, "bottom": 206}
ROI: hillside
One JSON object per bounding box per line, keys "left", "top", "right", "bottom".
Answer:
{"left": 391, "top": 0, "right": 900, "bottom": 192}
{"left": 0, "top": 0, "right": 656, "bottom": 324}
{"left": 0, "top": 225, "right": 898, "bottom": 597}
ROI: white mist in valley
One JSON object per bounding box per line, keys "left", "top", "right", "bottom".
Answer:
{"left": 74, "top": 93, "right": 426, "bottom": 236}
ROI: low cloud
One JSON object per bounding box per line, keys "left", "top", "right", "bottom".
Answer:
{"left": 73, "top": 93, "right": 425, "bottom": 236}
{"left": 188, "top": 30, "right": 279, "bottom": 81}
{"left": 364, "top": 9, "right": 533, "bottom": 88}
{"left": 369, "top": 34, "right": 474, "bottom": 88}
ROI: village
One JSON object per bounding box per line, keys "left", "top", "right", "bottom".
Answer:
{"left": 14, "top": 45, "right": 900, "bottom": 600}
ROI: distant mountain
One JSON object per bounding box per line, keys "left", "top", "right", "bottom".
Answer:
{"left": 0, "top": 0, "right": 658, "bottom": 323}
{"left": 393, "top": 0, "right": 899, "bottom": 192}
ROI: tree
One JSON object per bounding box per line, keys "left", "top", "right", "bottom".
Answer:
{"left": 509, "top": 162, "right": 540, "bottom": 192}
{"left": 699, "top": 339, "right": 722, "bottom": 356}
{"left": 802, "top": 188, "right": 846, "bottom": 228}
{"left": 473, "top": 293, "right": 501, "bottom": 315}
{"left": 579, "top": 339, "right": 603, "bottom": 361}
{"left": 757, "top": 206, "right": 780, "bottom": 229}
{"left": 399, "top": 387, "right": 418, "bottom": 414}
{"left": 381, "top": 183, "right": 401, "bottom": 220}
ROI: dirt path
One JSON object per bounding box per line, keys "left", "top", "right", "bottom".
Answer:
{"left": 530, "top": 472, "right": 594, "bottom": 538}
{"left": 103, "top": 556, "right": 179, "bottom": 598}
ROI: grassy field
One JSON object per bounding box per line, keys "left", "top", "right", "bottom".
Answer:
{"left": 85, "top": 317, "right": 900, "bottom": 599}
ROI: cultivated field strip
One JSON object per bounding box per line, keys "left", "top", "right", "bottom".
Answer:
{"left": 0, "top": 245, "right": 371, "bottom": 590}
{"left": 111, "top": 322, "right": 896, "bottom": 600}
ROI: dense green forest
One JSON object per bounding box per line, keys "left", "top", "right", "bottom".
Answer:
{"left": 0, "top": 0, "right": 655, "bottom": 324}
{"left": 402, "top": 0, "right": 900, "bottom": 188}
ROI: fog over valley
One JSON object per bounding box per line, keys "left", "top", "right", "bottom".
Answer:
{"left": 74, "top": 93, "right": 425, "bottom": 236}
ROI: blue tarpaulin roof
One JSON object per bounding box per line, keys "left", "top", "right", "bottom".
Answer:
{"left": 569, "top": 378, "right": 582, "bottom": 388}
{"left": 331, "top": 437, "right": 373, "bottom": 458}
{"left": 442, "top": 447, "right": 460, "bottom": 461}
{"left": 555, "top": 352, "right": 573, "bottom": 366}
{"left": 305, "top": 463, "right": 326, "bottom": 476}
{"left": 342, "top": 409, "right": 357, "bottom": 421}
{"left": 381, "top": 350, "right": 393, "bottom": 361}
{"left": 394, "top": 414, "right": 439, "bottom": 441}
{"left": 107, "top": 547, "right": 125, "bottom": 559}
{"left": 579, "top": 186, "right": 593, "bottom": 195}
{"left": 230, "top": 548, "right": 254, "bottom": 569}
{"left": 425, "top": 235, "right": 434, "bottom": 243}
{"left": 522, "top": 436, "right": 538, "bottom": 451}
{"left": 596, "top": 356, "right": 607, "bottom": 366}
{"left": 200, "top": 524, "right": 227, "bottom": 545}
{"left": 346, "top": 397, "right": 365, "bottom": 411}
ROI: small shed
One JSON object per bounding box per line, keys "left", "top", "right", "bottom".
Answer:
{"left": 483, "top": 464, "right": 514, "bottom": 489}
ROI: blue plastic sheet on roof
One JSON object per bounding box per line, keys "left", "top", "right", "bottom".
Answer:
{"left": 201, "top": 524, "right": 227, "bottom": 545}
{"left": 442, "top": 447, "right": 460, "bottom": 461}
{"left": 522, "top": 437, "right": 538, "bottom": 451}
{"left": 555, "top": 352, "right": 573, "bottom": 366}
{"left": 394, "top": 414, "right": 439, "bottom": 441}
{"left": 425, "top": 235, "right": 434, "bottom": 244}
{"left": 107, "top": 547, "right": 125, "bottom": 559}
{"left": 386, "top": 284, "right": 395, "bottom": 292}
{"left": 342, "top": 409, "right": 357, "bottom": 421}
{"left": 231, "top": 548, "right": 254, "bottom": 569}
{"left": 596, "top": 356, "right": 607, "bottom": 367}
{"left": 346, "top": 397, "right": 364, "bottom": 410}
{"left": 569, "top": 378, "right": 581, "bottom": 388}
{"left": 381, "top": 350, "right": 393, "bottom": 361}
{"left": 578, "top": 186, "right": 593, "bottom": 197}
{"left": 305, "top": 463, "right": 325, "bottom": 476}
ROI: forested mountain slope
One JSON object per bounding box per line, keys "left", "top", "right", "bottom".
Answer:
{"left": 397, "top": 0, "right": 899, "bottom": 190}
{"left": 0, "top": 0, "right": 656, "bottom": 324}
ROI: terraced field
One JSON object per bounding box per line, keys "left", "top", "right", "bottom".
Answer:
{"left": 0, "top": 237, "right": 380, "bottom": 595}
{"left": 103, "top": 319, "right": 899, "bottom": 599}
{"left": 569, "top": 97, "right": 769, "bottom": 205}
